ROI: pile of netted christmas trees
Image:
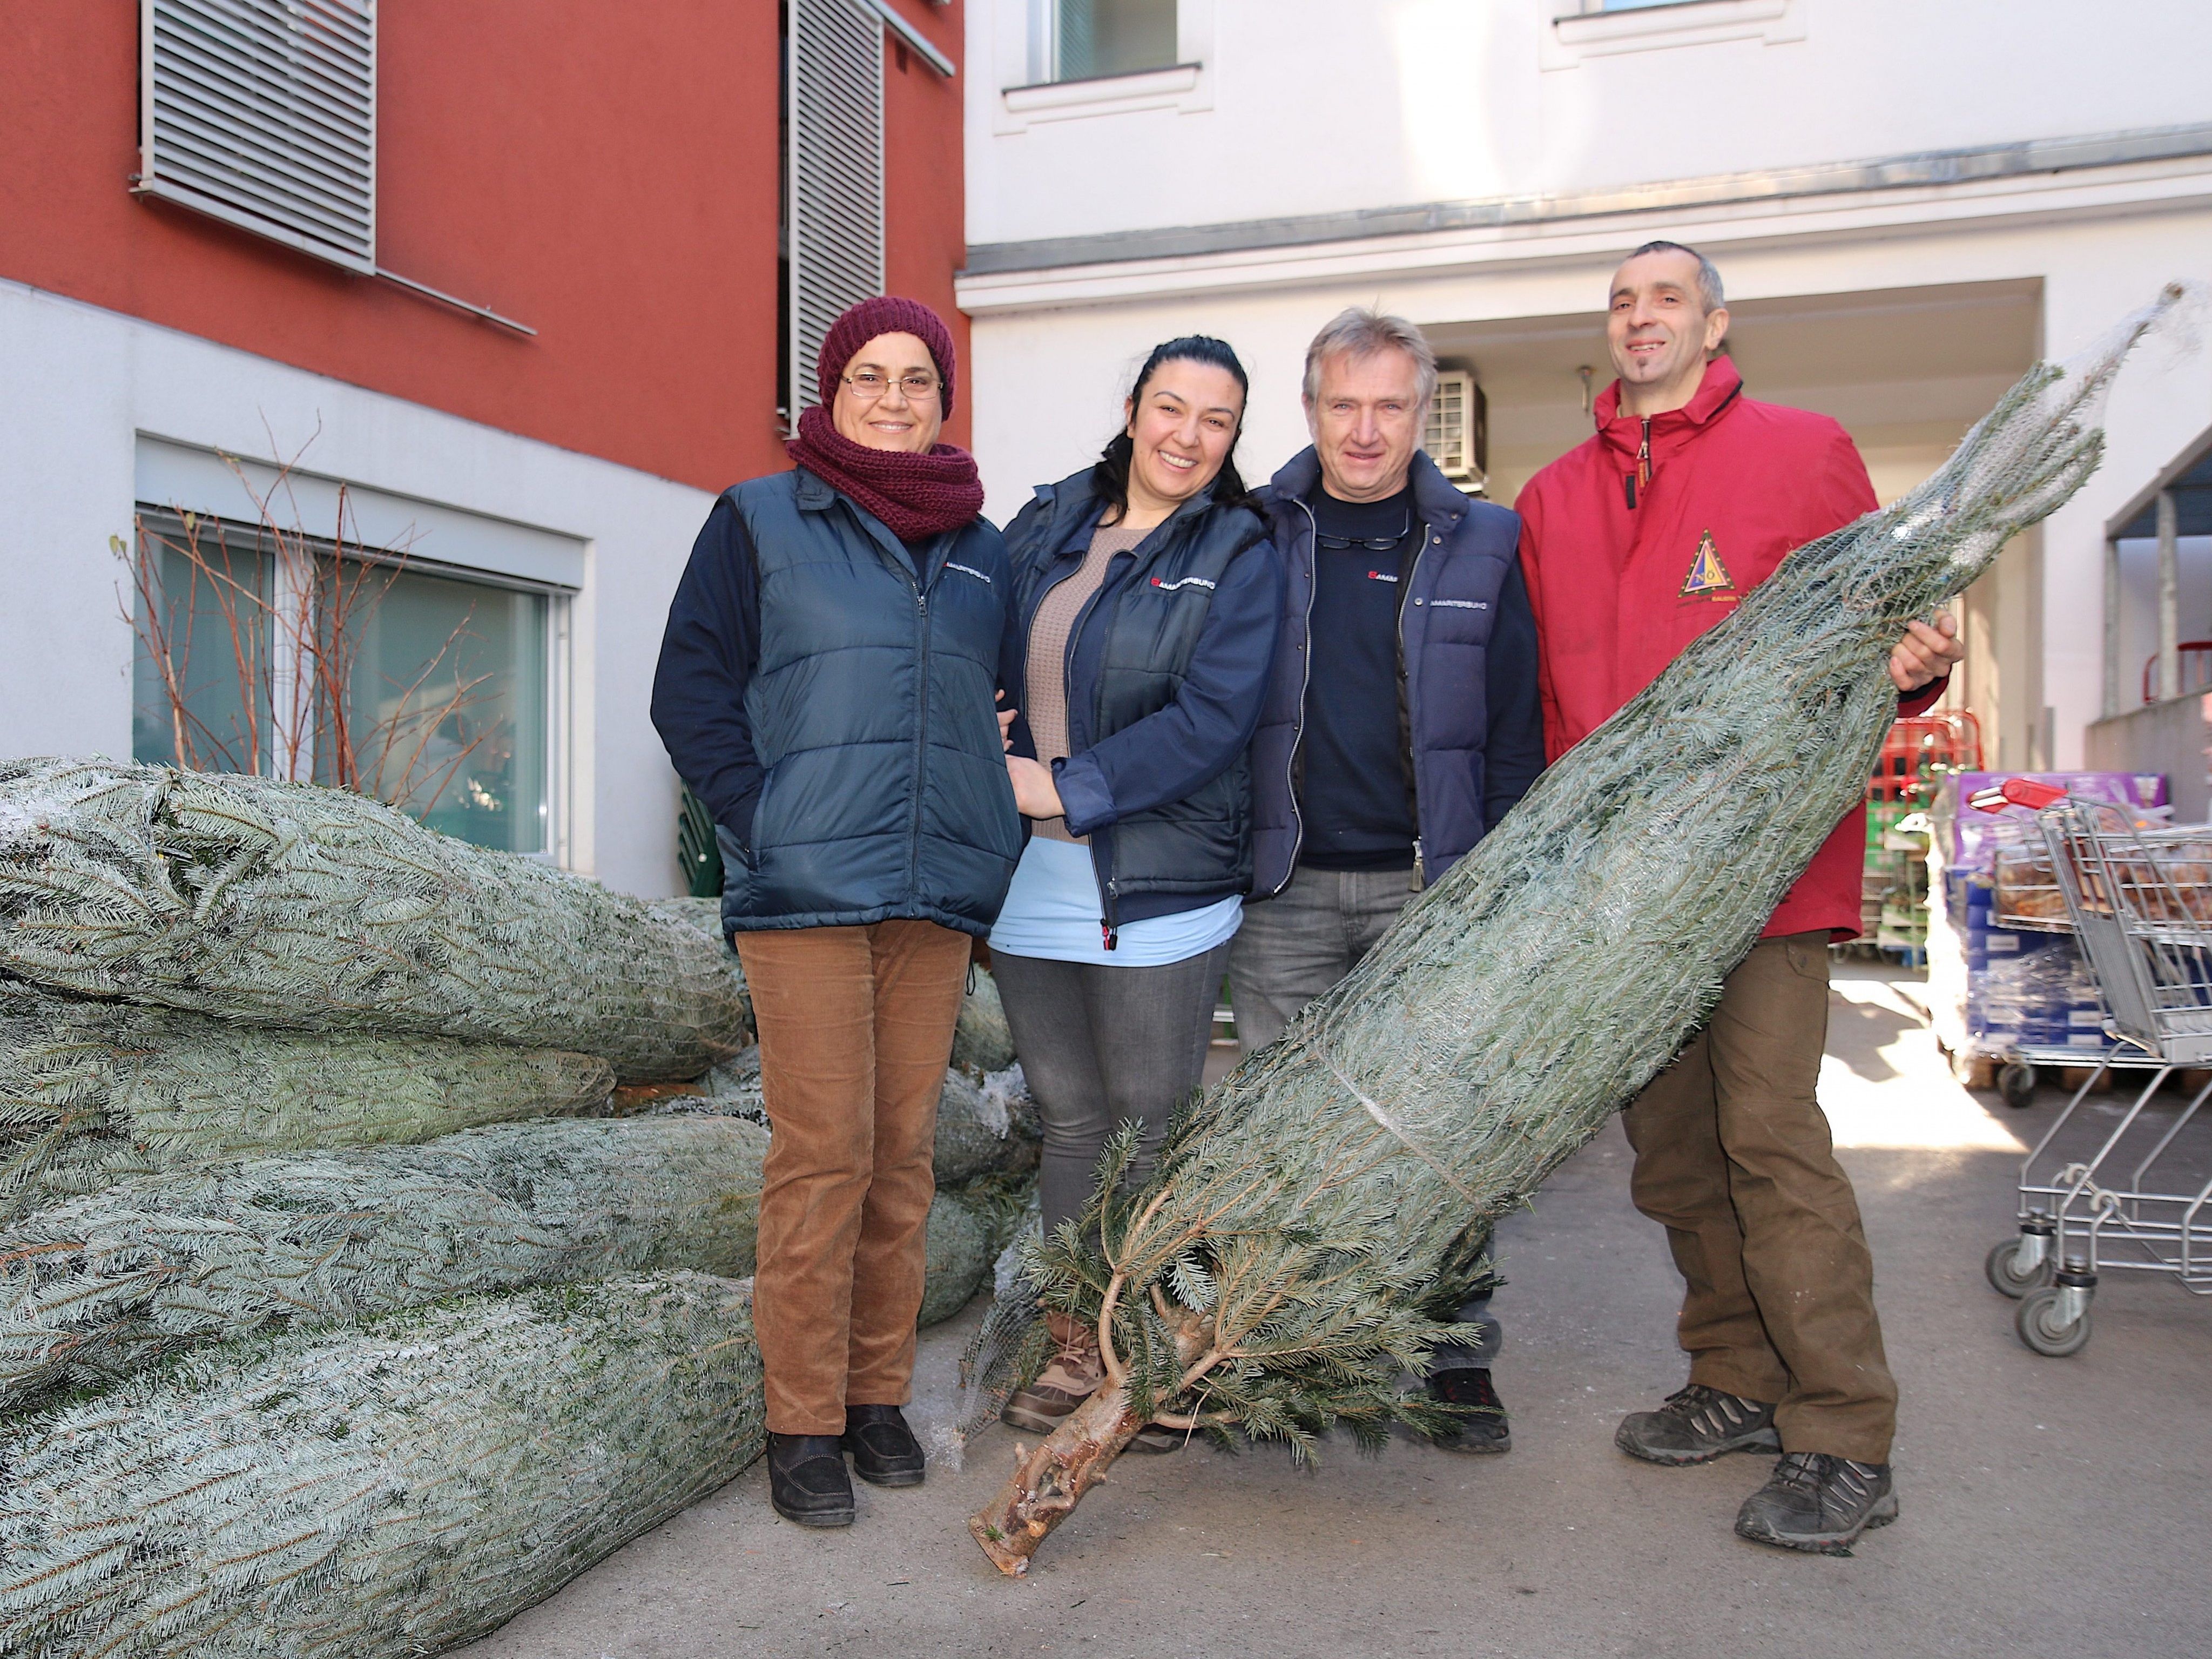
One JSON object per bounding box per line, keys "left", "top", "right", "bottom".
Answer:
{"left": 0, "top": 759, "right": 1035, "bottom": 1657}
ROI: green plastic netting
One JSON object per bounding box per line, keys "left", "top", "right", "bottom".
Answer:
{"left": 0, "top": 1273, "right": 765, "bottom": 1658}
{"left": 0, "top": 762, "right": 752, "bottom": 1081}
{"left": 0, "top": 977, "right": 612, "bottom": 1219}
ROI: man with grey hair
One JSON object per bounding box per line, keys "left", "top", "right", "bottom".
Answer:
{"left": 1233, "top": 306, "right": 1545, "bottom": 1455}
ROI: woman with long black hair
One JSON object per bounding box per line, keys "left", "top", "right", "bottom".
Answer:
{"left": 991, "top": 336, "right": 1283, "bottom": 1439}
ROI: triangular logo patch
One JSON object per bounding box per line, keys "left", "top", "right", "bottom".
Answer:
{"left": 1680, "top": 530, "right": 1734, "bottom": 597}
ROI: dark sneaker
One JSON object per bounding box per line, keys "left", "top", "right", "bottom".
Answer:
{"left": 1615, "top": 1383, "right": 1780, "bottom": 1466}
{"left": 841, "top": 1404, "right": 926, "bottom": 1488}
{"left": 767, "top": 1432, "right": 855, "bottom": 1527}
{"left": 1735, "top": 1452, "right": 1898, "bottom": 1555}
{"left": 1125, "top": 1422, "right": 1188, "bottom": 1455}
{"left": 1425, "top": 1367, "right": 1512, "bottom": 1455}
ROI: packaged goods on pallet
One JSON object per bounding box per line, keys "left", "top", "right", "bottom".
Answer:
{"left": 1954, "top": 877, "right": 2107, "bottom": 1050}
{"left": 1927, "top": 772, "right": 2170, "bottom": 1067}
{"left": 1859, "top": 714, "right": 1979, "bottom": 957}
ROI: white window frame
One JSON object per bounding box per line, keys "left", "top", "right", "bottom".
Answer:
{"left": 1542, "top": 0, "right": 1805, "bottom": 70}
{"left": 993, "top": 0, "right": 1212, "bottom": 133}
{"left": 130, "top": 438, "right": 580, "bottom": 865}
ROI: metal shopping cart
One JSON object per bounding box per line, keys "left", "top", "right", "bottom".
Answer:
{"left": 1979, "top": 807, "right": 2171, "bottom": 1108}
{"left": 1979, "top": 779, "right": 2212, "bottom": 1355}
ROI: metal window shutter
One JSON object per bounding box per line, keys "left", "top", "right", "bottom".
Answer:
{"left": 788, "top": 0, "right": 886, "bottom": 413}
{"left": 139, "top": 0, "right": 376, "bottom": 274}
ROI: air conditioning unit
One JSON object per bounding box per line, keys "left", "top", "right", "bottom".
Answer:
{"left": 1425, "top": 370, "right": 1488, "bottom": 495}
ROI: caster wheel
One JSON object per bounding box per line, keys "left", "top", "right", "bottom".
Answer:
{"left": 1985, "top": 1236, "right": 2049, "bottom": 1298}
{"left": 2016, "top": 1286, "right": 2092, "bottom": 1356}
{"left": 1998, "top": 1062, "right": 2037, "bottom": 1110}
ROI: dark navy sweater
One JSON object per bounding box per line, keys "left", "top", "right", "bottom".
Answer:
{"left": 1298, "top": 483, "right": 1544, "bottom": 871}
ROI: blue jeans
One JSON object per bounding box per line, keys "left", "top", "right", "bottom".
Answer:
{"left": 1228, "top": 865, "right": 1501, "bottom": 1372}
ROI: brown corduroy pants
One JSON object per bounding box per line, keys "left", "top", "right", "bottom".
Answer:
{"left": 1621, "top": 931, "right": 1899, "bottom": 1463}
{"left": 734, "top": 919, "right": 971, "bottom": 1436}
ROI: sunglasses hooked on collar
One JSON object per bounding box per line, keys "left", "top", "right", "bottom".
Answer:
{"left": 1314, "top": 509, "right": 1413, "bottom": 553}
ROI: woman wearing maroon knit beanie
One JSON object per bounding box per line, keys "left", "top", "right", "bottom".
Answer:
{"left": 652, "top": 297, "right": 1026, "bottom": 1528}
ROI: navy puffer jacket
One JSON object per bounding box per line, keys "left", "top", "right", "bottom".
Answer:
{"left": 651, "top": 467, "right": 1025, "bottom": 939}
{"left": 1250, "top": 448, "right": 1543, "bottom": 894}
{"left": 1006, "top": 468, "right": 1282, "bottom": 936}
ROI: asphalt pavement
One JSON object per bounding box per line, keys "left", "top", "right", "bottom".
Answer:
{"left": 453, "top": 964, "right": 2212, "bottom": 1658}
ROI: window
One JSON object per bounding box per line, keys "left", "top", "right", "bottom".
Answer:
{"left": 129, "top": 509, "right": 556, "bottom": 856}
{"left": 137, "top": 0, "right": 377, "bottom": 273}
{"left": 785, "top": 0, "right": 886, "bottom": 417}
{"left": 1050, "top": 0, "right": 1177, "bottom": 82}
{"left": 1545, "top": 0, "right": 1805, "bottom": 67}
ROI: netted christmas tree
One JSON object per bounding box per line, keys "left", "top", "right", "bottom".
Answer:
{"left": 0, "top": 1115, "right": 767, "bottom": 1413}
{"left": 0, "top": 1108, "right": 1026, "bottom": 1417}
{"left": 952, "top": 962, "right": 1016, "bottom": 1074}
{"left": 0, "top": 761, "right": 753, "bottom": 1080}
{"left": 967, "top": 289, "right": 2188, "bottom": 1575}
{"left": 0, "top": 977, "right": 612, "bottom": 1219}
{"left": 0, "top": 1273, "right": 766, "bottom": 1659}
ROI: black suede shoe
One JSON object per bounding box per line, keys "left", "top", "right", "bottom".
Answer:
{"left": 1424, "top": 1366, "right": 1512, "bottom": 1454}
{"left": 767, "top": 1432, "right": 855, "bottom": 1527}
{"left": 1735, "top": 1452, "right": 1898, "bottom": 1555}
{"left": 1615, "top": 1383, "right": 1780, "bottom": 1466}
{"left": 841, "top": 1404, "right": 926, "bottom": 1488}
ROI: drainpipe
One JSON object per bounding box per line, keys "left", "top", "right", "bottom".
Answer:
{"left": 2158, "top": 489, "right": 2180, "bottom": 703}
{"left": 2103, "top": 534, "right": 2121, "bottom": 718}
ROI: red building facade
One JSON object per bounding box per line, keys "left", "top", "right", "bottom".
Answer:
{"left": 0, "top": 0, "right": 969, "bottom": 895}
{"left": 0, "top": 0, "right": 968, "bottom": 491}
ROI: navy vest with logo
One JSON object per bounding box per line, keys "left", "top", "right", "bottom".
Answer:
{"left": 1008, "top": 471, "right": 1271, "bottom": 924}
{"left": 719, "top": 468, "right": 1022, "bottom": 938}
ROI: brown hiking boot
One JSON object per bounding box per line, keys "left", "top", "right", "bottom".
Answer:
{"left": 1002, "top": 1312, "right": 1106, "bottom": 1435}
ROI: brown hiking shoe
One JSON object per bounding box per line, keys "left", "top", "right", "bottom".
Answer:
{"left": 1002, "top": 1312, "right": 1106, "bottom": 1435}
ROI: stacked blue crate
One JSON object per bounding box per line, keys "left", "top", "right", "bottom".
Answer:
{"left": 1954, "top": 873, "right": 2110, "bottom": 1054}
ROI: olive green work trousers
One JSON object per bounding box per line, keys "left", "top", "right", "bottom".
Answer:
{"left": 1622, "top": 930, "right": 1899, "bottom": 1464}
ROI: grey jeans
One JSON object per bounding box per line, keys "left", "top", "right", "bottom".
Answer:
{"left": 991, "top": 944, "right": 1231, "bottom": 1236}
{"left": 1228, "top": 865, "right": 1501, "bottom": 1370}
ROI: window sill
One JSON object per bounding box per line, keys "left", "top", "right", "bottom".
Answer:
{"left": 997, "top": 61, "right": 1207, "bottom": 130}
{"left": 1543, "top": 0, "right": 1804, "bottom": 68}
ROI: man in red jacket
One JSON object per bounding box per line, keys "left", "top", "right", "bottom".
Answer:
{"left": 1518, "top": 241, "right": 1961, "bottom": 1554}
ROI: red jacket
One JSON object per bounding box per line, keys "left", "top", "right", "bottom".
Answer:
{"left": 1517, "top": 356, "right": 1937, "bottom": 941}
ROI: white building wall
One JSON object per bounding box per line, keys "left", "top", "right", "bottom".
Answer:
{"left": 968, "top": 0, "right": 2212, "bottom": 247}
{"left": 0, "top": 279, "right": 711, "bottom": 898}
{"left": 960, "top": 0, "right": 2212, "bottom": 772}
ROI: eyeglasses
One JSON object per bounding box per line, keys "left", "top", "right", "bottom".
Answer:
{"left": 1316, "top": 510, "right": 1413, "bottom": 553}
{"left": 842, "top": 370, "right": 942, "bottom": 403}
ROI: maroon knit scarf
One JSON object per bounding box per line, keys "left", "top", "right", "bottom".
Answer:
{"left": 785, "top": 406, "right": 985, "bottom": 542}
